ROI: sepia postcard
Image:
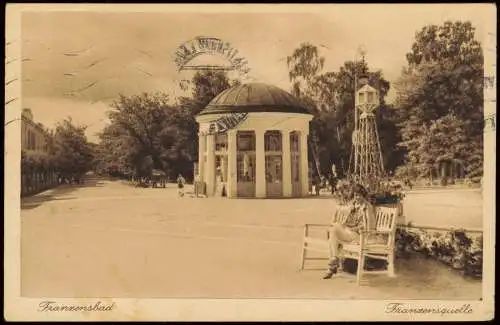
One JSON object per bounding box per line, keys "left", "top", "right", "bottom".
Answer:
{"left": 4, "top": 3, "right": 496, "bottom": 321}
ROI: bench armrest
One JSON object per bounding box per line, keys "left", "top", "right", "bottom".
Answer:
{"left": 304, "top": 223, "right": 332, "bottom": 228}
{"left": 303, "top": 223, "right": 332, "bottom": 240}
{"left": 360, "top": 229, "right": 393, "bottom": 235}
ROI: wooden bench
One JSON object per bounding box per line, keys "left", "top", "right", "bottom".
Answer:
{"left": 299, "top": 205, "right": 352, "bottom": 270}
{"left": 299, "top": 205, "right": 399, "bottom": 285}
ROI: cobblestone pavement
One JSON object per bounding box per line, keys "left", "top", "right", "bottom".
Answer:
{"left": 20, "top": 177, "right": 482, "bottom": 299}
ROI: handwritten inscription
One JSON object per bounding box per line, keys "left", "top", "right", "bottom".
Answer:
{"left": 38, "top": 301, "right": 115, "bottom": 312}
{"left": 174, "top": 36, "right": 250, "bottom": 74}
{"left": 385, "top": 303, "right": 473, "bottom": 315}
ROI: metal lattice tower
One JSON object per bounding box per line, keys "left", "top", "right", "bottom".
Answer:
{"left": 351, "top": 84, "right": 385, "bottom": 184}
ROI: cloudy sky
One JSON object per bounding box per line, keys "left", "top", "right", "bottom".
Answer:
{"left": 18, "top": 4, "right": 494, "bottom": 142}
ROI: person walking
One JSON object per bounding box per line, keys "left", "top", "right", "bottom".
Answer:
{"left": 176, "top": 174, "right": 186, "bottom": 197}
{"left": 330, "top": 173, "right": 337, "bottom": 195}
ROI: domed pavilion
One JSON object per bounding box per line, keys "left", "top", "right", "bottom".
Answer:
{"left": 195, "top": 82, "right": 313, "bottom": 198}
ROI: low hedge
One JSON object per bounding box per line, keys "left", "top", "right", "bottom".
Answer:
{"left": 395, "top": 227, "right": 483, "bottom": 279}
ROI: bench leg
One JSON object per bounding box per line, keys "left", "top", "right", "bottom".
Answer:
{"left": 299, "top": 243, "right": 307, "bottom": 270}
{"left": 387, "top": 252, "right": 396, "bottom": 277}
{"left": 356, "top": 254, "right": 365, "bottom": 285}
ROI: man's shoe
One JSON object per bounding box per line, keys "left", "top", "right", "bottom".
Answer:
{"left": 322, "top": 266, "right": 337, "bottom": 279}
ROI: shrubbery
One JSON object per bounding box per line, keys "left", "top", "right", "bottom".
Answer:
{"left": 395, "top": 227, "right": 483, "bottom": 279}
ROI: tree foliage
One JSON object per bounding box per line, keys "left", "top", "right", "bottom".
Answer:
{"left": 52, "top": 118, "right": 94, "bottom": 176}
{"left": 95, "top": 71, "right": 235, "bottom": 180}
{"left": 394, "top": 21, "right": 483, "bottom": 179}
{"left": 286, "top": 43, "right": 400, "bottom": 177}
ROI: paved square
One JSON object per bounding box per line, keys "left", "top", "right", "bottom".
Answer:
{"left": 21, "top": 177, "right": 482, "bottom": 299}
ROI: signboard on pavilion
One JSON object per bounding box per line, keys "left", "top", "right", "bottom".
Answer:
{"left": 199, "top": 112, "right": 248, "bottom": 135}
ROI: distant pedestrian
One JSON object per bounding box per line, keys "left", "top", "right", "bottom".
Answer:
{"left": 177, "top": 174, "right": 186, "bottom": 197}
{"left": 330, "top": 174, "right": 337, "bottom": 195}
{"left": 313, "top": 176, "right": 321, "bottom": 196}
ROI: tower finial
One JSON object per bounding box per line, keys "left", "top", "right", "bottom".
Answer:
{"left": 357, "top": 45, "right": 367, "bottom": 62}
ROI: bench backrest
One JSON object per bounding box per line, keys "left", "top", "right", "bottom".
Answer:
{"left": 374, "top": 206, "right": 398, "bottom": 232}
{"left": 331, "top": 204, "right": 398, "bottom": 232}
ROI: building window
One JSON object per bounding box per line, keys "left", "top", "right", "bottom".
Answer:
{"left": 358, "top": 92, "right": 365, "bottom": 104}
{"left": 237, "top": 153, "right": 255, "bottom": 182}
{"left": 265, "top": 155, "right": 282, "bottom": 183}
{"left": 265, "top": 131, "right": 282, "bottom": 183}
{"left": 367, "top": 91, "right": 374, "bottom": 104}
{"left": 215, "top": 155, "right": 228, "bottom": 182}
{"left": 27, "top": 130, "right": 36, "bottom": 150}
{"left": 215, "top": 133, "right": 228, "bottom": 151}
{"left": 237, "top": 131, "right": 255, "bottom": 152}
{"left": 290, "top": 132, "right": 300, "bottom": 153}
{"left": 237, "top": 131, "right": 256, "bottom": 183}
{"left": 292, "top": 155, "right": 300, "bottom": 182}
{"left": 265, "top": 131, "right": 282, "bottom": 152}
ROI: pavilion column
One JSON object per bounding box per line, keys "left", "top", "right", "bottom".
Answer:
{"left": 255, "top": 129, "right": 266, "bottom": 198}
{"left": 282, "top": 130, "right": 292, "bottom": 197}
{"left": 197, "top": 133, "right": 206, "bottom": 183}
{"left": 300, "top": 132, "right": 309, "bottom": 196}
{"left": 206, "top": 134, "right": 216, "bottom": 196}
{"left": 227, "top": 130, "right": 237, "bottom": 198}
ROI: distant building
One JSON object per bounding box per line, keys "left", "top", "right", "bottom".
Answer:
{"left": 21, "top": 108, "right": 51, "bottom": 152}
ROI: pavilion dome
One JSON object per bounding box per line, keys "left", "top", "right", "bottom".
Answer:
{"left": 198, "top": 82, "right": 311, "bottom": 116}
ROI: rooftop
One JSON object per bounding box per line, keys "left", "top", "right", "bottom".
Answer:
{"left": 198, "top": 82, "right": 311, "bottom": 116}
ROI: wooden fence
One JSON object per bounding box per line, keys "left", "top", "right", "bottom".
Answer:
{"left": 21, "top": 170, "right": 59, "bottom": 197}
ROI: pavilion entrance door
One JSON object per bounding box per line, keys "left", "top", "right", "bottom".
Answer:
{"left": 265, "top": 155, "right": 283, "bottom": 197}
{"left": 236, "top": 152, "right": 256, "bottom": 197}
{"left": 291, "top": 154, "right": 301, "bottom": 197}
{"left": 290, "top": 132, "right": 301, "bottom": 197}
{"left": 215, "top": 154, "right": 228, "bottom": 196}
{"left": 265, "top": 131, "right": 283, "bottom": 198}
{"left": 236, "top": 131, "right": 256, "bottom": 198}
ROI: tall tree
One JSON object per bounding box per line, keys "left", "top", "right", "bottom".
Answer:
{"left": 52, "top": 118, "right": 94, "bottom": 177}
{"left": 395, "top": 21, "right": 484, "bottom": 180}
{"left": 286, "top": 43, "right": 398, "bottom": 177}
{"left": 96, "top": 71, "right": 236, "bottom": 180}
{"left": 176, "top": 70, "right": 236, "bottom": 176}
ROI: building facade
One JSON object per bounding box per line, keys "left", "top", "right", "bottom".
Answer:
{"left": 21, "top": 108, "right": 51, "bottom": 153}
{"left": 195, "top": 83, "right": 313, "bottom": 198}
{"left": 20, "top": 108, "right": 57, "bottom": 197}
